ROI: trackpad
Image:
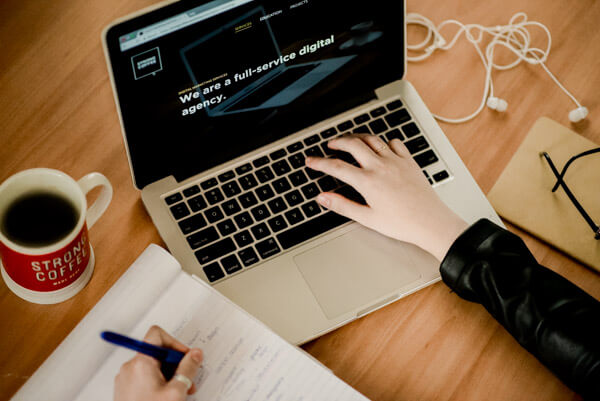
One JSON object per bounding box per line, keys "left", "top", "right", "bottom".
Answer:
{"left": 294, "top": 227, "right": 422, "bottom": 319}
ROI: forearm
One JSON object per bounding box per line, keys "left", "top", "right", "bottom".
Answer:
{"left": 440, "top": 219, "right": 600, "bottom": 399}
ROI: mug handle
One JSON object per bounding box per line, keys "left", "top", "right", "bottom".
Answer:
{"left": 77, "top": 173, "right": 113, "bottom": 228}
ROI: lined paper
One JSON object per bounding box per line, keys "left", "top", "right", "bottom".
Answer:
{"left": 75, "top": 270, "right": 369, "bottom": 400}
{"left": 12, "top": 245, "right": 181, "bottom": 401}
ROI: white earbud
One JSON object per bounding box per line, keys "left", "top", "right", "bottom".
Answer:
{"left": 568, "top": 106, "right": 589, "bottom": 123}
{"left": 486, "top": 96, "right": 508, "bottom": 112}
{"left": 406, "top": 12, "right": 589, "bottom": 124}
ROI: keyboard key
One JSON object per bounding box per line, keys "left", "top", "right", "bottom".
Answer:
{"left": 301, "top": 183, "right": 320, "bottom": 199}
{"left": 256, "top": 166, "right": 275, "bottom": 183}
{"left": 335, "top": 185, "right": 366, "bottom": 205}
{"left": 272, "top": 160, "right": 291, "bottom": 176}
{"left": 269, "top": 149, "right": 287, "bottom": 160}
{"left": 251, "top": 223, "right": 271, "bottom": 240}
{"left": 284, "top": 190, "right": 304, "bottom": 206}
{"left": 222, "top": 199, "right": 241, "bottom": 216}
{"left": 386, "top": 99, "right": 403, "bottom": 111}
{"left": 170, "top": 202, "right": 190, "bottom": 220}
{"left": 305, "top": 146, "right": 324, "bottom": 158}
{"left": 221, "top": 254, "right": 242, "bottom": 274}
{"left": 385, "top": 109, "right": 411, "bottom": 127}
{"left": 223, "top": 181, "right": 242, "bottom": 197}
{"left": 320, "top": 127, "right": 337, "bottom": 139}
{"left": 256, "top": 184, "right": 275, "bottom": 201}
{"left": 267, "top": 216, "right": 288, "bottom": 233}
{"left": 239, "top": 192, "right": 258, "bottom": 208}
{"left": 205, "top": 206, "right": 225, "bottom": 223}
{"left": 370, "top": 106, "right": 386, "bottom": 117}
{"left": 252, "top": 156, "right": 269, "bottom": 167}
{"left": 251, "top": 204, "right": 271, "bottom": 221}
{"left": 218, "top": 170, "right": 235, "bottom": 183}
{"left": 306, "top": 168, "right": 324, "bottom": 180}
{"left": 405, "top": 136, "right": 429, "bottom": 154}
{"left": 277, "top": 211, "right": 350, "bottom": 250}
{"left": 203, "top": 262, "right": 224, "bottom": 282}
{"left": 234, "top": 230, "right": 254, "bottom": 247}
{"left": 402, "top": 122, "right": 421, "bottom": 138}
{"left": 200, "top": 178, "right": 218, "bottom": 190}
{"left": 428, "top": 178, "right": 434, "bottom": 185}
{"left": 239, "top": 173, "right": 258, "bottom": 190}
{"left": 433, "top": 170, "right": 450, "bottom": 182}
{"left": 333, "top": 150, "right": 358, "bottom": 166}
{"left": 289, "top": 170, "right": 308, "bottom": 186}
{"left": 369, "top": 118, "right": 388, "bottom": 134}
{"left": 272, "top": 177, "right": 291, "bottom": 194}
{"left": 317, "top": 176, "right": 337, "bottom": 192}
{"left": 187, "top": 194, "right": 208, "bottom": 212}
{"left": 337, "top": 120, "right": 354, "bottom": 131}
{"left": 319, "top": 142, "right": 335, "bottom": 156}
{"left": 238, "top": 247, "right": 259, "bottom": 267}
{"left": 288, "top": 153, "right": 306, "bottom": 169}
{"left": 234, "top": 211, "right": 254, "bottom": 228}
{"left": 267, "top": 197, "right": 287, "bottom": 214}
{"left": 353, "top": 125, "right": 371, "bottom": 134}
{"left": 287, "top": 141, "right": 304, "bottom": 153}
{"left": 182, "top": 185, "right": 200, "bottom": 198}
{"left": 414, "top": 150, "right": 439, "bottom": 168}
{"left": 178, "top": 213, "right": 207, "bottom": 235}
{"left": 217, "top": 219, "right": 236, "bottom": 236}
{"left": 255, "top": 238, "right": 281, "bottom": 259}
{"left": 235, "top": 163, "right": 252, "bottom": 175}
{"left": 301, "top": 201, "right": 321, "bottom": 217}
{"left": 205, "top": 188, "right": 224, "bottom": 204}
{"left": 187, "top": 226, "right": 219, "bottom": 250}
{"left": 285, "top": 208, "right": 305, "bottom": 225}
{"left": 385, "top": 128, "right": 404, "bottom": 142}
{"left": 304, "top": 134, "right": 320, "bottom": 146}
{"left": 354, "top": 113, "right": 370, "bottom": 124}
{"left": 195, "top": 238, "right": 236, "bottom": 265}
{"left": 165, "top": 193, "right": 182, "bottom": 205}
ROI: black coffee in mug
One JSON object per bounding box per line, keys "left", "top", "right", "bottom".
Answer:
{"left": 0, "top": 191, "right": 79, "bottom": 247}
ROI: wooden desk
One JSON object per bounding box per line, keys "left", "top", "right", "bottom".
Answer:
{"left": 1, "top": 0, "right": 599, "bottom": 399}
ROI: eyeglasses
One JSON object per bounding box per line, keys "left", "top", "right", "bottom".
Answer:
{"left": 540, "top": 148, "right": 600, "bottom": 240}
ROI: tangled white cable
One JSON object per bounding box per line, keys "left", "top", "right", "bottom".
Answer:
{"left": 406, "top": 12, "right": 588, "bottom": 124}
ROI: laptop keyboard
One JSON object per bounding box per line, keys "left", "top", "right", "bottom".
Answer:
{"left": 164, "top": 99, "right": 451, "bottom": 283}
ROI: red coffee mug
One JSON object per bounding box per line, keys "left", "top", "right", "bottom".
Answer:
{"left": 0, "top": 168, "right": 112, "bottom": 304}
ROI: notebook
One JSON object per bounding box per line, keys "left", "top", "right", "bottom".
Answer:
{"left": 11, "top": 244, "right": 369, "bottom": 401}
{"left": 488, "top": 117, "right": 600, "bottom": 271}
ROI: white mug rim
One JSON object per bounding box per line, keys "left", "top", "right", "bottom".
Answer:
{"left": 0, "top": 168, "right": 87, "bottom": 256}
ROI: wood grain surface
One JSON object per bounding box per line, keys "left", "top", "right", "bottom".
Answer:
{"left": 1, "top": 0, "right": 599, "bottom": 400}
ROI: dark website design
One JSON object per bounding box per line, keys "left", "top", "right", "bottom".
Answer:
{"left": 107, "top": 0, "right": 404, "bottom": 188}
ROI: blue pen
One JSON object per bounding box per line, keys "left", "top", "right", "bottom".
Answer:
{"left": 101, "top": 331, "right": 185, "bottom": 380}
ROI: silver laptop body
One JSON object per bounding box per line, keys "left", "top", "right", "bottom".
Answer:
{"left": 103, "top": 0, "right": 501, "bottom": 344}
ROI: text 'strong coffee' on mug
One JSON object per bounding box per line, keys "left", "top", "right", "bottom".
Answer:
{"left": 0, "top": 169, "right": 112, "bottom": 304}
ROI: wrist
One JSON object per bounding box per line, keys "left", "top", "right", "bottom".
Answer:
{"left": 418, "top": 212, "right": 469, "bottom": 262}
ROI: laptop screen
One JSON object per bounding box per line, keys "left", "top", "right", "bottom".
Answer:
{"left": 105, "top": 0, "right": 405, "bottom": 189}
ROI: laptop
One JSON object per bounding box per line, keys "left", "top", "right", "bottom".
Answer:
{"left": 103, "top": 0, "right": 501, "bottom": 344}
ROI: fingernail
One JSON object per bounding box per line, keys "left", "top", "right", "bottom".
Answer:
{"left": 191, "top": 349, "right": 203, "bottom": 364}
{"left": 305, "top": 156, "right": 312, "bottom": 165}
{"left": 317, "top": 194, "right": 330, "bottom": 208}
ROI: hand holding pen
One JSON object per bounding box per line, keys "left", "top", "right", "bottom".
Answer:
{"left": 103, "top": 326, "right": 203, "bottom": 401}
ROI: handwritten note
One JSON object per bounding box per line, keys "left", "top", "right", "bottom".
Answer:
{"left": 74, "top": 272, "right": 368, "bottom": 400}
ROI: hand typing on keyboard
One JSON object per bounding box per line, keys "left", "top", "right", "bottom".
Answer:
{"left": 306, "top": 134, "right": 468, "bottom": 261}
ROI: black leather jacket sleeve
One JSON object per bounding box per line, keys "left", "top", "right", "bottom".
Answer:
{"left": 440, "top": 219, "right": 600, "bottom": 399}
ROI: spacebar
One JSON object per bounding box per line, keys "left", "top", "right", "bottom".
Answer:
{"left": 277, "top": 211, "right": 351, "bottom": 250}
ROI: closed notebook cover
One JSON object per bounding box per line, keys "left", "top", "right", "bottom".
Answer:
{"left": 487, "top": 117, "right": 600, "bottom": 271}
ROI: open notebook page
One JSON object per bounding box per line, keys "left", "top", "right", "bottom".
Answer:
{"left": 12, "top": 244, "right": 182, "bottom": 401}
{"left": 74, "top": 269, "right": 369, "bottom": 400}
